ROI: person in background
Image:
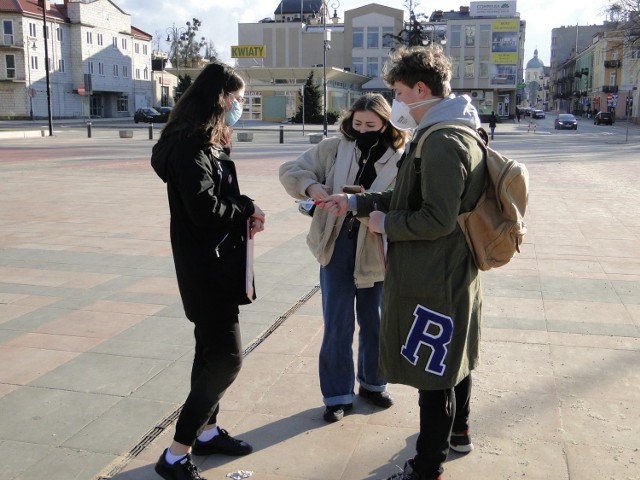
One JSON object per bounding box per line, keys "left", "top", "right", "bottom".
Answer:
{"left": 317, "top": 45, "right": 485, "bottom": 480}
{"left": 150, "top": 62, "right": 265, "bottom": 480}
{"left": 489, "top": 110, "right": 498, "bottom": 140}
{"left": 279, "top": 93, "right": 408, "bottom": 423}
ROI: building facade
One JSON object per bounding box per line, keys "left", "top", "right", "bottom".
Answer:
{"left": 430, "top": 1, "right": 526, "bottom": 119}
{"left": 553, "top": 28, "right": 639, "bottom": 122}
{"left": 235, "top": 1, "right": 526, "bottom": 122}
{"left": 549, "top": 23, "right": 611, "bottom": 113}
{"left": 235, "top": 3, "right": 402, "bottom": 122}
{"left": 0, "top": 0, "right": 153, "bottom": 120}
{"left": 524, "top": 49, "right": 549, "bottom": 110}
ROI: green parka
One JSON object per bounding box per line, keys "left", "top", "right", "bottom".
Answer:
{"left": 356, "top": 122, "right": 486, "bottom": 390}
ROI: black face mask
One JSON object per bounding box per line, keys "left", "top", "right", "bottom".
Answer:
{"left": 353, "top": 128, "right": 383, "bottom": 151}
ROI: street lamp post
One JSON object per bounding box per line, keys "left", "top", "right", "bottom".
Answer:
{"left": 41, "top": 1, "right": 53, "bottom": 135}
{"left": 166, "top": 24, "right": 187, "bottom": 97}
{"left": 321, "top": 1, "right": 340, "bottom": 137}
{"left": 25, "top": 40, "right": 35, "bottom": 121}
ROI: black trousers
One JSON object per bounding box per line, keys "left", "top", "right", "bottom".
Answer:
{"left": 413, "top": 374, "right": 472, "bottom": 478}
{"left": 173, "top": 304, "right": 243, "bottom": 446}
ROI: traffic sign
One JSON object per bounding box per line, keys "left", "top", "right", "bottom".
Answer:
{"left": 607, "top": 93, "right": 613, "bottom": 101}
{"left": 77, "top": 86, "right": 85, "bottom": 95}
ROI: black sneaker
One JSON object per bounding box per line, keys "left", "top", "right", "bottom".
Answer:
{"left": 155, "top": 450, "right": 206, "bottom": 480}
{"left": 450, "top": 429, "right": 474, "bottom": 453}
{"left": 385, "top": 460, "right": 442, "bottom": 480}
{"left": 359, "top": 386, "right": 394, "bottom": 408}
{"left": 323, "top": 403, "right": 353, "bottom": 422}
{"left": 191, "top": 427, "right": 253, "bottom": 456}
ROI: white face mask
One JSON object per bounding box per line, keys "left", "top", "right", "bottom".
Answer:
{"left": 389, "top": 98, "right": 442, "bottom": 131}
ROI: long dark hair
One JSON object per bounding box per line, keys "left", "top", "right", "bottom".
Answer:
{"left": 161, "top": 62, "right": 244, "bottom": 146}
{"left": 339, "top": 93, "right": 409, "bottom": 151}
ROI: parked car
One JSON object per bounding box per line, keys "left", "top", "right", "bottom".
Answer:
{"left": 532, "top": 109, "right": 546, "bottom": 119}
{"left": 554, "top": 113, "right": 578, "bottom": 130}
{"left": 594, "top": 111, "right": 614, "bottom": 125}
{"left": 521, "top": 107, "right": 532, "bottom": 117}
{"left": 133, "top": 107, "right": 162, "bottom": 123}
{"left": 155, "top": 106, "right": 173, "bottom": 122}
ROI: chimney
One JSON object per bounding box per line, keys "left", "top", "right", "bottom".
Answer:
{"left": 38, "top": 0, "right": 50, "bottom": 11}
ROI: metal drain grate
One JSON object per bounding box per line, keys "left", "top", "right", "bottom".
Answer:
{"left": 242, "top": 284, "right": 320, "bottom": 357}
{"left": 98, "top": 284, "right": 320, "bottom": 479}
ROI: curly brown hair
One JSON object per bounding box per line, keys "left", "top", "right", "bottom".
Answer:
{"left": 339, "top": 93, "right": 409, "bottom": 150}
{"left": 383, "top": 45, "right": 451, "bottom": 97}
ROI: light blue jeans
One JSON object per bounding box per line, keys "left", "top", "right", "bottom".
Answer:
{"left": 319, "top": 224, "right": 386, "bottom": 406}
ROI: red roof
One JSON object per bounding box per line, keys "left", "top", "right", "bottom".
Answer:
{"left": 0, "top": 0, "right": 66, "bottom": 22}
{"left": 0, "top": 0, "right": 147, "bottom": 34}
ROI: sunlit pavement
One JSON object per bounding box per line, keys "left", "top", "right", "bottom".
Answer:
{"left": 0, "top": 120, "right": 638, "bottom": 480}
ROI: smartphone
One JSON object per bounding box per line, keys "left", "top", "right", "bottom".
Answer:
{"left": 342, "top": 185, "right": 363, "bottom": 194}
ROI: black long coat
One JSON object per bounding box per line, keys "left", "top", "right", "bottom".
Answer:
{"left": 151, "top": 130, "right": 255, "bottom": 321}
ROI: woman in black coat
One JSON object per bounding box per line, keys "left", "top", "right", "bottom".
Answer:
{"left": 151, "top": 62, "right": 265, "bottom": 480}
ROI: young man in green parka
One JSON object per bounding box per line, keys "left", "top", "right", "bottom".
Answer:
{"left": 317, "top": 45, "right": 486, "bottom": 480}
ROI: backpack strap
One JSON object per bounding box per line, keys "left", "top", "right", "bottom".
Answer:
{"left": 414, "top": 121, "right": 487, "bottom": 161}
{"left": 411, "top": 121, "right": 489, "bottom": 215}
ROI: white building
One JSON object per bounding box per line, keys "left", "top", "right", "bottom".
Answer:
{"left": 0, "top": 0, "right": 153, "bottom": 120}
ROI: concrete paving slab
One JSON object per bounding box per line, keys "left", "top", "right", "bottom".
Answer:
{"left": 17, "top": 448, "right": 117, "bottom": 480}
{"left": 0, "top": 387, "right": 120, "bottom": 446}
{"left": 63, "top": 397, "right": 178, "bottom": 455}
{"left": 29, "top": 352, "right": 171, "bottom": 396}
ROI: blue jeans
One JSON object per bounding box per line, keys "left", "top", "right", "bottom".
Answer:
{"left": 319, "top": 224, "right": 386, "bottom": 406}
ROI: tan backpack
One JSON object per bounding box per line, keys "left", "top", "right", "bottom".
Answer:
{"left": 414, "top": 122, "right": 529, "bottom": 271}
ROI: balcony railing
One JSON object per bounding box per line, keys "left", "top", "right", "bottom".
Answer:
{"left": 601, "top": 85, "right": 619, "bottom": 93}
{"left": 604, "top": 60, "right": 621, "bottom": 68}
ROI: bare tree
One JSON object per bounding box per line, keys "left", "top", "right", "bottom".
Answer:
{"left": 167, "top": 19, "right": 207, "bottom": 69}
{"left": 181, "top": 19, "right": 207, "bottom": 68}
{"left": 383, "top": 0, "right": 429, "bottom": 48}
{"left": 204, "top": 40, "right": 219, "bottom": 63}
{"left": 605, "top": 1, "right": 640, "bottom": 46}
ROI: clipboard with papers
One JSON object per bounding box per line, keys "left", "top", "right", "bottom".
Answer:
{"left": 243, "top": 219, "right": 256, "bottom": 303}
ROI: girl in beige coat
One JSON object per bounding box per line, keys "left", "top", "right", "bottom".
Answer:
{"left": 279, "top": 94, "right": 408, "bottom": 422}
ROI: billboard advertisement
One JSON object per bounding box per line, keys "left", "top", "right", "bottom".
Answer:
{"left": 470, "top": 1, "right": 517, "bottom": 17}
{"left": 490, "top": 19, "right": 518, "bottom": 87}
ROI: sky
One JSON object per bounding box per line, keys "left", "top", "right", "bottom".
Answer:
{"left": 116, "top": 0, "right": 615, "bottom": 67}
